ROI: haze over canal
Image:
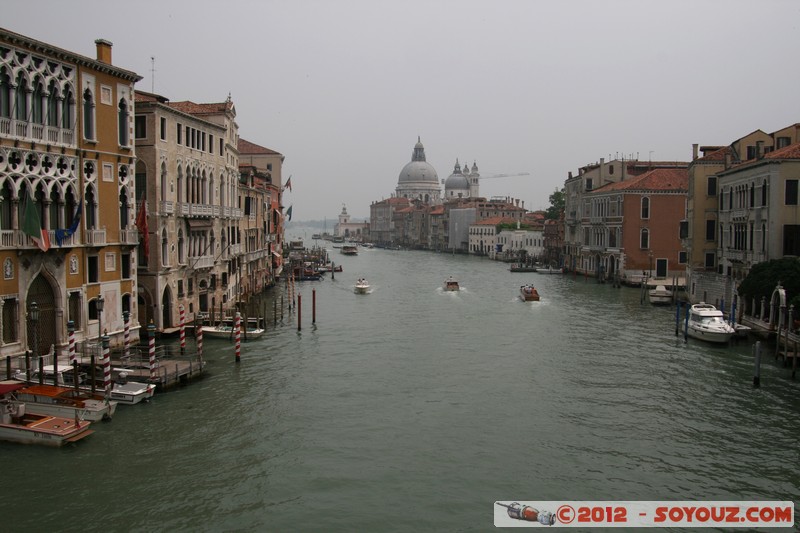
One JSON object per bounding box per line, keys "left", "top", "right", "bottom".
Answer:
{"left": 5, "top": 241, "right": 799, "bottom": 531}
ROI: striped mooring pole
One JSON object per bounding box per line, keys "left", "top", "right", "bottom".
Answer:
{"left": 148, "top": 321, "right": 156, "bottom": 380}
{"left": 67, "top": 320, "right": 76, "bottom": 366}
{"left": 102, "top": 333, "right": 111, "bottom": 398}
{"left": 123, "top": 310, "right": 130, "bottom": 360}
{"left": 235, "top": 312, "right": 241, "bottom": 363}
{"left": 196, "top": 313, "right": 203, "bottom": 360}
{"left": 179, "top": 304, "right": 186, "bottom": 355}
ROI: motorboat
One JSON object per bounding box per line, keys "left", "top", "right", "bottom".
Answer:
{"left": 201, "top": 318, "right": 265, "bottom": 340}
{"left": 648, "top": 285, "right": 673, "bottom": 305}
{"left": 8, "top": 382, "right": 116, "bottom": 421}
{"left": 535, "top": 265, "right": 563, "bottom": 274}
{"left": 0, "top": 387, "right": 93, "bottom": 446}
{"left": 519, "top": 284, "right": 540, "bottom": 302}
{"left": 354, "top": 278, "right": 370, "bottom": 294}
{"left": 444, "top": 277, "right": 460, "bottom": 291}
{"left": 685, "top": 303, "right": 736, "bottom": 343}
{"left": 341, "top": 245, "right": 358, "bottom": 255}
{"left": 17, "top": 365, "right": 156, "bottom": 406}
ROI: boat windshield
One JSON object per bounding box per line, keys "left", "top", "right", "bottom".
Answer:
{"left": 700, "top": 315, "right": 725, "bottom": 325}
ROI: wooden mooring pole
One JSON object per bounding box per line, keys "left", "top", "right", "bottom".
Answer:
{"left": 298, "top": 294, "right": 302, "bottom": 332}
{"left": 753, "top": 341, "right": 762, "bottom": 388}
{"left": 312, "top": 289, "right": 316, "bottom": 325}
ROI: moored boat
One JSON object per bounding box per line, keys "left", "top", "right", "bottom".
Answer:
{"left": 510, "top": 264, "right": 538, "bottom": 273}
{"left": 17, "top": 365, "right": 156, "bottom": 406}
{"left": 535, "top": 265, "right": 563, "bottom": 274}
{"left": 648, "top": 285, "right": 673, "bottom": 305}
{"left": 519, "top": 284, "right": 540, "bottom": 301}
{"left": 6, "top": 382, "right": 116, "bottom": 421}
{"left": 444, "top": 277, "right": 459, "bottom": 291}
{"left": 684, "top": 303, "right": 735, "bottom": 343}
{"left": 0, "top": 393, "right": 93, "bottom": 446}
{"left": 201, "top": 318, "right": 265, "bottom": 340}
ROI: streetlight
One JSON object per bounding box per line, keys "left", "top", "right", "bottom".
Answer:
{"left": 97, "top": 295, "right": 105, "bottom": 342}
{"left": 29, "top": 301, "right": 39, "bottom": 357}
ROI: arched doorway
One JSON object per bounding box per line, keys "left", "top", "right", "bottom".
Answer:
{"left": 162, "top": 286, "right": 173, "bottom": 329}
{"left": 26, "top": 274, "right": 57, "bottom": 356}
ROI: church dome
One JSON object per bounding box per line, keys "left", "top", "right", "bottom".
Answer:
{"left": 444, "top": 159, "right": 470, "bottom": 190}
{"left": 397, "top": 137, "right": 439, "bottom": 184}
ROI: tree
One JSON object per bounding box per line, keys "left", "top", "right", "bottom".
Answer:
{"left": 737, "top": 257, "right": 800, "bottom": 310}
{"left": 545, "top": 187, "right": 565, "bottom": 220}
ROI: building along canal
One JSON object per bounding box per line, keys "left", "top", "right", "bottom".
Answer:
{"left": 4, "top": 245, "right": 799, "bottom": 532}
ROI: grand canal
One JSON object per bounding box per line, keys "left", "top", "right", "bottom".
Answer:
{"left": 5, "top": 243, "right": 800, "bottom": 532}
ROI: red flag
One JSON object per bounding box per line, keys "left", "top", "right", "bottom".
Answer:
{"left": 135, "top": 197, "right": 149, "bottom": 260}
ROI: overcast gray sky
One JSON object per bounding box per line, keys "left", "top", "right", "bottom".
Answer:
{"left": 5, "top": 0, "right": 800, "bottom": 219}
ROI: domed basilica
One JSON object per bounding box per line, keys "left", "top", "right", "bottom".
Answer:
{"left": 395, "top": 137, "right": 479, "bottom": 203}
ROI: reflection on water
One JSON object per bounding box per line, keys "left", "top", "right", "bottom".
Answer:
{"left": 4, "top": 245, "right": 800, "bottom": 532}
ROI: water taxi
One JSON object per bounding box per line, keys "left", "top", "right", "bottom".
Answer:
{"left": 519, "top": 285, "right": 540, "bottom": 302}
{"left": 444, "top": 277, "right": 460, "bottom": 291}
{"left": 0, "top": 385, "right": 93, "bottom": 446}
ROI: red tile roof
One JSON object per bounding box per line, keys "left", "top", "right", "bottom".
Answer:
{"left": 238, "top": 138, "right": 281, "bottom": 155}
{"left": 764, "top": 142, "right": 800, "bottom": 160}
{"left": 475, "top": 216, "right": 515, "bottom": 225}
{"left": 593, "top": 168, "right": 688, "bottom": 193}
{"left": 695, "top": 146, "right": 733, "bottom": 162}
{"left": 167, "top": 100, "right": 232, "bottom": 115}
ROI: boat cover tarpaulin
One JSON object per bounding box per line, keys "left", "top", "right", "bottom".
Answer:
{"left": 0, "top": 381, "right": 26, "bottom": 394}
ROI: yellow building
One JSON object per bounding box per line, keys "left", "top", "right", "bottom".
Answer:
{"left": 0, "top": 29, "right": 141, "bottom": 358}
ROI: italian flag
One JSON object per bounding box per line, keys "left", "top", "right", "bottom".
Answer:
{"left": 22, "top": 194, "right": 51, "bottom": 252}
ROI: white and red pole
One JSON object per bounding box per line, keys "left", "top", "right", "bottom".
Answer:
{"left": 179, "top": 304, "right": 186, "bottom": 355}
{"left": 67, "top": 320, "right": 76, "bottom": 366}
{"left": 123, "top": 310, "right": 130, "bottom": 360}
{"left": 102, "top": 333, "right": 111, "bottom": 398}
{"left": 196, "top": 315, "right": 203, "bottom": 360}
{"left": 148, "top": 322, "right": 156, "bottom": 380}
{"left": 235, "top": 311, "right": 241, "bottom": 363}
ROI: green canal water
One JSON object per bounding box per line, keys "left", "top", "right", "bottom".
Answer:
{"left": 5, "top": 247, "right": 799, "bottom": 532}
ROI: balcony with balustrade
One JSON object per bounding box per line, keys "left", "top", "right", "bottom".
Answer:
{"left": 85, "top": 228, "right": 107, "bottom": 247}
{"left": 0, "top": 118, "right": 75, "bottom": 147}
{"left": 120, "top": 228, "right": 139, "bottom": 245}
{"left": 189, "top": 255, "right": 214, "bottom": 269}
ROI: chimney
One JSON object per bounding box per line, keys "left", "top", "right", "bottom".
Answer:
{"left": 95, "top": 39, "right": 113, "bottom": 64}
{"left": 692, "top": 143, "right": 698, "bottom": 161}
{"left": 725, "top": 151, "right": 731, "bottom": 169}
{"left": 568, "top": 171, "right": 573, "bottom": 179}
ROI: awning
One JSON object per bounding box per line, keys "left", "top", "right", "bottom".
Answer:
{"left": 186, "top": 219, "right": 213, "bottom": 229}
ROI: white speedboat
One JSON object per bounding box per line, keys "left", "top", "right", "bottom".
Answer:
{"left": 201, "top": 318, "right": 265, "bottom": 339}
{"left": 649, "top": 285, "right": 673, "bottom": 305}
{"left": 685, "top": 303, "right": 735, "bottom": 343}
{"left": 354, "top": 279, "right": 370, "bottom": 294}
